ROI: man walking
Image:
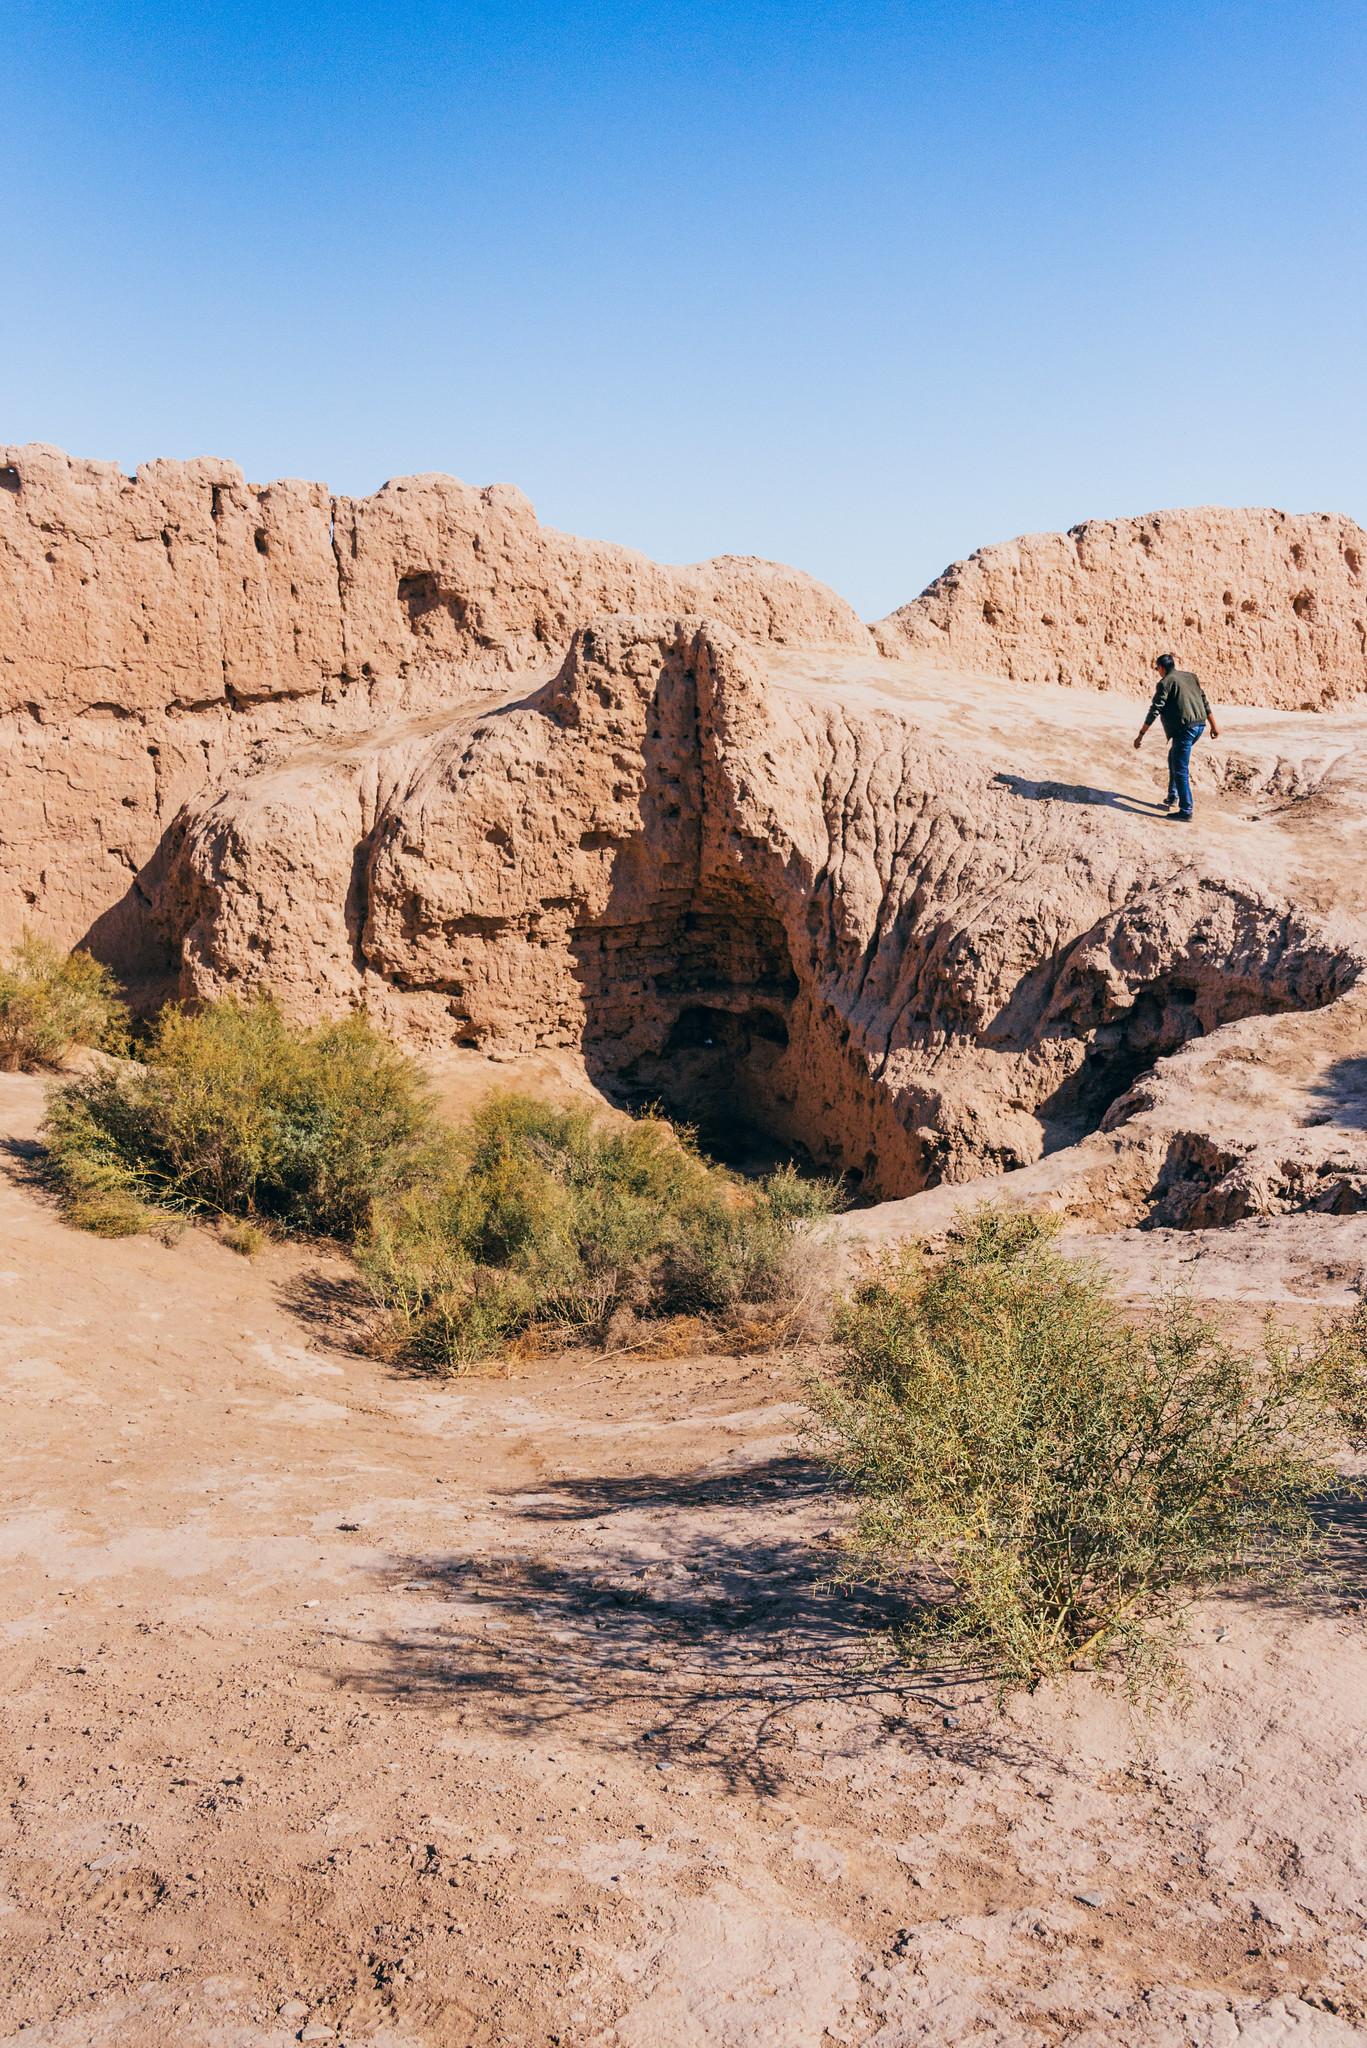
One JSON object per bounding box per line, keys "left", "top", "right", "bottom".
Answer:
{"left": 1134, "top": 652, "right": 1219, "bottom": 821}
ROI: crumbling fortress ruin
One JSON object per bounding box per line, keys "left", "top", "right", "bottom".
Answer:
{"left": 4, "top": 442, "right": 1366, "bottom": 1216}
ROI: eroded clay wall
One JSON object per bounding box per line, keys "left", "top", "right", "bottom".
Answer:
{"left": 0, "top": 443, "right": 868, "bottom": 954}
{"left": 880, "top": 506, "right": 1367, "bottom": 707}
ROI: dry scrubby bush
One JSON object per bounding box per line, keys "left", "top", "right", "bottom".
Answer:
{"left": 45, "top": 998, "right": 436, "bottom": 1239}
{"left": 356, "top": 1092, "right": 838, "bottom": 1367}
{"left": 817, "top": 1208, "right": 1367, "bottom": 1692}
{"left": 0, "top": 934, "right": 128, "bottom": 1071}
{"left": 44, "top": 996, "right": 837, "bottom": 1353}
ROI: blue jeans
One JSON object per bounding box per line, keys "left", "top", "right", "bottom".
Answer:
{"left": 1166, "top": 721, "right": 1205, "bottom": 816}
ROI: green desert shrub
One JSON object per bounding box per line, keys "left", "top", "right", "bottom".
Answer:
{"left": 44, "top": 1000, "right": 836, "bottom": 1365}
{"left": 45, "top": 996, "right": 437, "bottom": 1239}
{"left": 356, "top": 1091, "right": 839, "bottom": 1369}
{"left": 816, "top": 1206, "right": 1367, "bottom": 1692}
{"left": 0, "top": 934, "right": 128, "bottom": 1071}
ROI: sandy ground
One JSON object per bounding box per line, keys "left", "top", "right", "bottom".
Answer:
{"left": 2, "top": 1070, "right": 1366, "bottom": 2047}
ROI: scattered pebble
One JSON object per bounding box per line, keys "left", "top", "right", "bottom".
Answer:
{"left": 1075, "top": 1889, "right": 1104, "bottom": 1909}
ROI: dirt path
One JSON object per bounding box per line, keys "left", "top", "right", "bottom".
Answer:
{"left": 1, "top": 1072, "right": 1365, "bottom": 2046}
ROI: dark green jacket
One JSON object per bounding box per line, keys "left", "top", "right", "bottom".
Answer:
{"left": 1148, "top": 668, "right": 1210, "bottom": 738}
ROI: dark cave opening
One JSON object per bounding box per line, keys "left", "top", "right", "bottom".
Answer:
{"left": 573, "top": 882, "right": 845, "bottom": 1183}
{"left": 1039, "top": 983, "right": 1207, "bottom": 1147}
{"left": 614, "top": 1001, "right": 824, "bottom": 1176}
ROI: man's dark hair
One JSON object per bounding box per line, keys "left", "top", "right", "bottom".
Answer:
{"left": 1156, "top": 651, "right": 1176, "bottom": 672}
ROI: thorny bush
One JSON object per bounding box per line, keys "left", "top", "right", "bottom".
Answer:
{"left": 45, "top": 997, "right": 435, "bottom": 1239}
{"left": 0, "top": 934, "right": 128, "bottom": 1072}
{"left": 356, "top": 1091, "right": 838, "bottom": 1368}
{"left": 816, "top": 1207, "right": 1367, "bottom": 1693}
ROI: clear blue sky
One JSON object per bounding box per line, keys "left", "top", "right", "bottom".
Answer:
{"left": 4, "top": 1, "right": 1363, "bottom": 617}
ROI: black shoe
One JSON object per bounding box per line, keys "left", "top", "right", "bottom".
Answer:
{"left": 1173, "top": 811, "right": 1193, "bottom": 823}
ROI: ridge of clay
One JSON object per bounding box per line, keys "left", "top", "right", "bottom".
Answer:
{"left": 879, "top": 504, "right": 1367, "bottom": 706}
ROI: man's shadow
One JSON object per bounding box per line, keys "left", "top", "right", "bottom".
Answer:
{"left": 994, "top": 771, "right": 1169, "bottom": 816}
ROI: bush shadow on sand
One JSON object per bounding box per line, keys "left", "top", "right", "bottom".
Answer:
{"left": 1213, "top": 1487, "right": 1367, "bottom": 1619}
{"left": 343, "top": 1455, "right": 1040, "bottom": 1792}
{"left": 277, "top": 1265, "right": 381, "bottom": 1358}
